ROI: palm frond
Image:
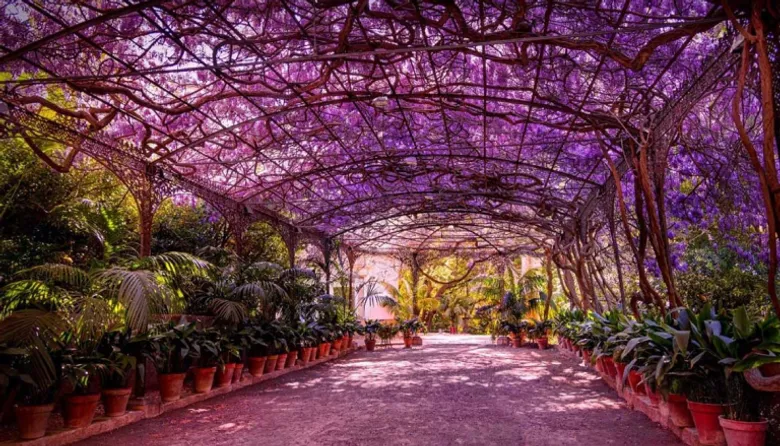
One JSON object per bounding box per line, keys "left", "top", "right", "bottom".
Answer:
{"left": 209, "top": 298, "right": 247, "bottom": 324}
{"left": 0, "top": 309, "right": 66, "bottom": 389}
{"left": 15, "top": 264, "right": 90, "bottom": 290}
{"left": 135, "top": 252, "right": 212, "bottom": 277}
{"left": 95, "top": 268, "right": 173, "bottom": 332}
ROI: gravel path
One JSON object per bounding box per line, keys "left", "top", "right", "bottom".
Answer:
{"left": 77, "top": 335, "right": 681, "bottom": 446}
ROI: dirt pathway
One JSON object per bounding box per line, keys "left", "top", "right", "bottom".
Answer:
{"left": 77, "top": 335, "right": 681, "bottom": 446}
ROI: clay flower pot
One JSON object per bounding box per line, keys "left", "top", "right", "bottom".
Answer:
{"left": 582, "top": 349, "right": 592, "bottom": 366}
{"left": 193, "top": 366, "right": 217, "bottom": 393}
{"left": 276, "top": 353, "right": 288, "bottom": 370}
{"left": 264, "top": 355, "right": 279, "bottom": 373}
{"left": 309, "top": 347, "right": 317, "bottom": 362}
{"left": 646, "top": 387, "right": 661, "bottom": 407}
{"left": 159, "top": 373, "right": 186, "bottom": 402}
{"left": 285, "top": 351, "right": 297, "bottom": 368}
{"left": 102, "top": 387, "right": 132, "bottom": 417}
{"left": 299, "top": 348, "right": 309, "bottom": 365}
{"left": 412, "top": 336, "right": 423, "bottom": 346}
{"left": 403, "top": 336, "right": 413, "bottom": 348}
{"left": 667, "top": 394, "right": 694, "bottom": 428}
{"left": 687, "top": 401, "right": 726, "bottom": 445}
{"left": 758, "top": 362, "right": 780, "bottom": 377}
{"left": 215, "top": 363, "right": 235, "bottom": 388}
{"left": 537, "top": 337, "right": 549, "bottom": 350}
{"left": 615, "top": 362, "right": 627, "bottom": 382}
{"left": 15, "top": 404, "right": 54, "bottom": 440}
{"left": 627, "top": 370, "right": 646, "bottom": 395}
{"left": 332, "top": 339, "right": 342, "bottom": 352}
{"left": 64, "top": 393, "right": 100, "bottom": 428}
{"left": 719, "top": 416, "right": 768, "bottom": 446}
{"left": 365, "top": 339, "right": 376, "bottom": 351}
{"left": 232, "top": 363, "right": 244, "bottom": 383}
{"left": 511, "top": 336, "right": 522, "bottom": 348}
{"left": 604, "top": 357, "right": 618, "bottom": 378}
{"left": 248, "top": 357, "right": 267, "bottom": 377}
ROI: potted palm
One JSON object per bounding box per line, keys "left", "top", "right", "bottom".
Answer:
{"left": 530, "top": 320, "right": 552, "bottom": 350}
{"left": 247, "top": 323, "right": 269, "bottom": 376}
{"left": 142, "top": 323, "right": 196, "bottom": 402}
{"left": 363, "top": 320, "right": 381, "bottom": 351}
{"left": 0, "top": 339, "right": 60, "bottom": 440}
{"left": 377, "top": 323, "right": 399, "bottom": 347}
{"left": 399, "top": 318, "right": 423, "bottom": 349}
{"left": 95, "top": 331, "right": 137, "bottom": 418}
{"left": 61, "top": 354, "right": 113, "bottom": 428}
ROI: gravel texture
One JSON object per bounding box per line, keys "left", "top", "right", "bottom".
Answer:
{"left": 76, "top": 335, "right": 681, "bottom": 446}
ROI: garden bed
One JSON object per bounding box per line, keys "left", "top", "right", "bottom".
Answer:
{"left": 0, "top": 346, "right": 357, "bottom": 446}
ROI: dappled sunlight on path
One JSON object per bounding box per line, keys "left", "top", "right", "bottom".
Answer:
{"left": 77, "top": 335, "right": 681, "bottom": 446}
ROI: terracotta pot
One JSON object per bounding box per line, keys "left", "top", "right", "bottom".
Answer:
{"left": 264, "top": 355, "right": 279, "bottom": 373}
{"left": 403, "top": 336, "right": 413, "bottom": 348}
{"left": 688, "top": 401, "right": 727, "bottom": 445}
{"left": 102, "top": 388, "right": 132, "bottom": 417}
{"left": 758, "top": 362, "right": 780, "bottom": 377}
{"left": 604, "top": 357, "right": 618, "bottom": 378}
{"left": 582, "top": 349, "right": 592, "bottom": 366}
{"left": 348, "top": 335, "right": 354, "bottom": 348}
{"left": 299, "top": 348, "right": 309, "bottom": 365}
{"left": 512, "top": 337, "right": 522, "bottom": 348}
{"left": 627, "top": 370, "right": 646, "bottom": 395}
{"left": 667, "top": 394, "right": 695, "bottom": 428}
{"left": 215, "top": 363, "right": 235, "bottom": 388}
{"left": 158, "top": 373, "right": 186, "bottom": 402}
{"left": 285, "top": 351, "right": 297, "bottom": 368}
{"left": 595, "top": 357, "right": 605, "bottom": 373}
{"left": 64, "top": 393, "right": 100, "bottom": 428}
{"left": 232, "top": 363, "right": 244, "bottom": 383}
{"left": 646, "top": 387, "right": 661, "bottom": 406}
{"left": 615, "top": 362, "right": 627, "bottom": 382}
{"left": 331, "top": 340, "right": 340, "bottom": 353}
{"left": 412, "top": 336, "right": 423, "bottom": 346}
{"left": 719, "top": 416, "right": 768, "bottom": 446}
{"left": 537, "top": 337, "right": 548, "bottom": 350}
{"left": 15, "top": 404, "right": 54, "bottom": 440}
{"left": 248, "top": 357, "right": 267, "bottom": 377}
{"left": 276, "top": 353, "right": 288, "bottom": 370}
{"left": 325, "top": 342, "right": 332, "bottom": 356}
{"left": 366, "top": 339, "right": 376, "bottom": 351}
{"left": 193, "top": 367, "right": 217, "bottom": 393}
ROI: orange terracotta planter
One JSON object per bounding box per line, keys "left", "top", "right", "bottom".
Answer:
{"left": 264, "top": 355, "right": 279, "bottom": 373}
{"left": 403, "top": 336, "right": 413, "bottom": 348}
{"left": 215, "top": 363, "right": 235, "bottom": 388}
{"left": 667, "top": 394, "right": 694, "bottom": 428}
{"left": 536, "top": 337, "right": 548, "bottom": 350}
{"left": 687, "top": 401, "right": 726, "bottom": 445}
{"left": 719, "top": 416, "right": 768, "bottom": 446}
{"left": 193, "top": 367, "right": 217, "bottom": 393}
{"left": 159, "top": 373, "right": 186, "bottom": 402}
{"left": 248, "top": 357, "right": 267, "bottom": 377}
{"left": 232, "top": 363, "right": 244, "bottom": 383}
{"left": 63, "top": 393, "right": 100, "bottom": 428}
{"left": 627, "top": 370, "right": 645, "bottom": 395}
{"left": 276, "top": 353, "right": 288, "bottom": 370}
{"left": 285, "top": 351, "right": 297, "bottom": 368}
{"left": 366, "top": 339, "right": 376, "bottom": 351}
{"left": 15, "top": 404, "right": 54, "bottom": 440}
{"left": 102, "top": 388, "right": 132, "bottom": 417}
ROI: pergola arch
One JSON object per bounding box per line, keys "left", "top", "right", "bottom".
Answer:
{"left": 1, "top": 0, "right": 778, "bottom": 312}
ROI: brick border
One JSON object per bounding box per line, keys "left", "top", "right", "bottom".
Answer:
{"left": 558, "top": 348, "right": 707, "bottom": 446}
{"left": 2, "top": 347, "right": 360, "bottom": 446}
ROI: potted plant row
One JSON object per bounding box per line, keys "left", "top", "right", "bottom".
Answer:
{"left": 557, "top": 305, "right": 780, "bottom": 446}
